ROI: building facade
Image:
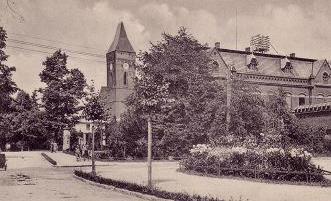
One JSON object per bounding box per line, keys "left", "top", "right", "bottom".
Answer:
{"left": 208, "top": 43, "right": 331, "bottom": 132}
{"left": 101, "top": 22, "right": 331, "bottom": 132}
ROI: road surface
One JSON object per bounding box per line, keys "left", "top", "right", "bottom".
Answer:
{"left": 0, "top": 151, "right": 145, "bottom": 201}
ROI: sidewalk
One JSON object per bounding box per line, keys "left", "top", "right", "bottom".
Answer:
{"left": 80, "top": 159, "right": 331, "bottom": 201}
{"left": 45, "top": 152, "right": 113, "bottom": 167}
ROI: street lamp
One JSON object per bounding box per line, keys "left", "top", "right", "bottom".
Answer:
{"left": 147, "top": 116, "right": 152, "bottom": 188}
{"left": 91, "top": 123, "right": 96, "bottom": 176}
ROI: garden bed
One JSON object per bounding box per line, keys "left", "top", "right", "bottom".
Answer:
{"left": 180, "top": 145, "right": 331, "bottom": 185}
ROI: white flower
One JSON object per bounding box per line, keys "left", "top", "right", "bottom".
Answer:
{"left": 231, "top": 147, "right": 247, "bottom": 154}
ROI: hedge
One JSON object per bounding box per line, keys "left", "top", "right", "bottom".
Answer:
{"left": 74, "top": 170, "right": 224, "bottom": 201}
{"left": 41, "top": 153, "right": 57, "bottom": 165}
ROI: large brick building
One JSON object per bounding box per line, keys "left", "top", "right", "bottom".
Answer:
{"left": 208, "top": 43, "right": 331, "bottom": 132}
{"left": 101, "top": 22, "right": 331, "bottom": 132}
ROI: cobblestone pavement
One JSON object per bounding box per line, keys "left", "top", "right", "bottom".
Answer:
{"left": 0, "top": 152, "right": 145, "bottom": 201}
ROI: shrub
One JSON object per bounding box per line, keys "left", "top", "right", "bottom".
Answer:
{"left": 181, "top": 144, "right": 327, "bottom": 183}
{"left": 41, "top": 153, "right": 57, "bottom": 165}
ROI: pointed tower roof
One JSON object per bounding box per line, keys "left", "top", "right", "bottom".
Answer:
{"left": 108, "top": 22, "right": 135, "bottom": 53}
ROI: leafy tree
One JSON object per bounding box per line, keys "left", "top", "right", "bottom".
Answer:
{"left": 40, "top": 50, "right": 86, "bottom": 145}
{"left": 82, "top": 83, "right": 104, "bottom": 122}
{"left": 226, "top": 78, "right": 267, "bottom": 147}
{"left": 9, "top": 90, "right": 48, "bottom": 150}
{"left": 0, "top": 27, "right": 18, "bottom": 149}
{"left": 127, "top": 27, "right": 222, "bottom": 156}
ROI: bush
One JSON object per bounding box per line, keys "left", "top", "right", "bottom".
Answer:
{"left": 74, "top": 170, "right": 224, "bottom": 201}
{"left": 181, "top": 144, "right": 327, "bottom": 183}
{"left": 41, "top": 153, "right": 57, "bottom": 165}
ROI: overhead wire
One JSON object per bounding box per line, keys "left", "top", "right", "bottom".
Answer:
{"left": 7, "top": 45, "right": 106, "bottom": 63}
{"left": 8, "top": 32, "right": 104, "bottom": 51}
{"left": 7, "top": 38, "right": 104, "bottom": 58}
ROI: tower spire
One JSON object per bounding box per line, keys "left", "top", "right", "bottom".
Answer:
{"left": 108, "top": 22, "right": 135, "bottom": 53}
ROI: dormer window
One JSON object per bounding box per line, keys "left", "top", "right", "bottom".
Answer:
{"left": 246, "top": 53, "right": 258, "bottom": 70}
{"left": 322, "top": 72, "right": 329, "bottom": 84}
{"left": 281, "top": 57, "right": 293, "bottom": 73}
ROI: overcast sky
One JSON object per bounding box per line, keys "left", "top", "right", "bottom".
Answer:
{"left": 1, "top": 0, "right": 331, "bottom": 93}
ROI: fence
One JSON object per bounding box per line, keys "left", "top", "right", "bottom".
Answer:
{"left": 180, "top": 162, "right": 330, "bottom": 184}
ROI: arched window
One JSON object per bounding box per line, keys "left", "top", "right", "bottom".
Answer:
{"left": 123, "top": 72, "right": 127, "bottom": 85}
{"left": 317, "top": 94, "right": 325, "bottom": 103}
{"left": 212, "top": 61, "right": 219, "bottom": 72}
{"left": 322, "top": 72, "right": 329, "bottom": 84}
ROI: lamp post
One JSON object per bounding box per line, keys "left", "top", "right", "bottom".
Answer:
{"left": 147, "top": 116, "right": 152, "bottom": 188}
{"left": 91, "top": 123, "right": 96, "bottom": 175}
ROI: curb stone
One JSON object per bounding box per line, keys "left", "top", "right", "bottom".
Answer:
{"left": 73, "top": 174, "right": 173, "bottom": 201}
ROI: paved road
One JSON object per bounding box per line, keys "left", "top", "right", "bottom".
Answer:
{"left": 0, "top": 151, "right": 145, "bottom": 201}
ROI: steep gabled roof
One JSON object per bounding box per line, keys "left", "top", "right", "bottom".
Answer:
{"left": 216, "top": 48, "right": 316, "bottom": 79}
{"left": 108, "top": 22, "right": 135, "bottom": 53}
{"left": 312, "top": 59, "right": 331, "bottom": 77}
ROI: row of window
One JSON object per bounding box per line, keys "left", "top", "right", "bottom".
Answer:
{"left": 285, "top": 94, "right": 331, "bottom": 107}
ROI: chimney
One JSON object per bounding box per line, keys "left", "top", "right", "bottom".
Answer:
{"left": 215, "top": 42, "right": 220, "bottom": 49}
{"left": 245, "top": 47, "right": 251, "bottom": 52}
{"left": 290, "top": 53, "right": 295, "bottom": 57}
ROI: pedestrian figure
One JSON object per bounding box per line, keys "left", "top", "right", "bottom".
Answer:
{"left": 75, "top": 145, "right": 81, "bottom": 161}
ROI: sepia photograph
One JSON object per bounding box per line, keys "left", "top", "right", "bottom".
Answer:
{"left": 0, "top": 0, "right": 331, "bottom": 200}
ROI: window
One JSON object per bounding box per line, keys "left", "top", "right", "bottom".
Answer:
{"left": 281, "top": 58, "right": 293, "bottom": 73}
{"left": 124, "top": 72, "right": 127, "bottom": 85}
{"left": 247, "top": 58, "right": 258, "bottom": 70}
{"left": 86, "top": 124, "right": 90, "bottom": 131}
{"left": 212, "top": 61, "right": 219, "bottom": 72}
{"left": 285, "top": 94, "right": 292, "bottom": 107}
{"left": 322, "top": 72, "right": 329, "bottom": 84}
{"left": 299, "top": 97, "right": 305, "bottom": 106}
{"left": 246, "top": 54, "right": 258, "bottom": 70}
{"left": 317, "top": 94, "right": 325, "bottom": 103}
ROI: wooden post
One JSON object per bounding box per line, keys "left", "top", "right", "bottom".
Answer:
{"left": 147, "top": 116, "right": 152, "bottom": 188}
{"left": 226, "top": 69, "right": 232, "bottom": 133}
{"left": 91, "top": 123, "right": 96, "bottom": 175}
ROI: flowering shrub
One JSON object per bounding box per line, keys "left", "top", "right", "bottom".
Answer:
{"left": 181, "top": 145, "right": 326, "bottom": 183}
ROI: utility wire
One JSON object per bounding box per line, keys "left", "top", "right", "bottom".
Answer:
{"left": 8, "top": 38, "right": 104, "bottom": 58}
{"left": 8, "top": 32, "right": 104, "bottom": 51}
{"left": 7, "top": 45, "right": 106, "bottom": 63}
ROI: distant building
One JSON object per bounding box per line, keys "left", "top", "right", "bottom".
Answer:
{"left": 73, "top": 119, "right": 92, "bottom": 146}
{"left": 71, "top": 119, "right": 107, "bottom": 150}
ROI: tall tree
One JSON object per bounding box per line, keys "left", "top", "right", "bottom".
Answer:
{"left": 0, "top": 27, "right": 18, "bottom": 149}
{"left": 40, "top": 50, "right": 86, "bottom": 145}
{"left": 128, "top": 27, "right": 223, "bottom": 156}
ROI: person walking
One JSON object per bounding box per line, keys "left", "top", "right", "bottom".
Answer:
{"left": 75, "top": 145, "right": 81, "bottom": 162}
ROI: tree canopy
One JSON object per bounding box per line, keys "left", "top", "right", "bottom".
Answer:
{"left": 39, "top": 50, "right": 86, "bottom": 145}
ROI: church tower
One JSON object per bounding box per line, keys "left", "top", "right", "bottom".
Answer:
{"left": 101, "top": 22, "right": 136, "bottom": 120}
